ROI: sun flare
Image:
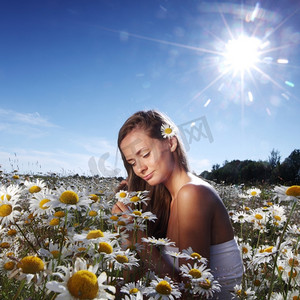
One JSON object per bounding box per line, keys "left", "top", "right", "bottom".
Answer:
{"left": 224, "top": 35, "right": 261, "bottom": 74}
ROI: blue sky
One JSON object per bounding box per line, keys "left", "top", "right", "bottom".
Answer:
{"left": 0, "top": 0, "right": 299, "bottom": 177}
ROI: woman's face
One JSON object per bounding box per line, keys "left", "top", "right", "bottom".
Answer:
{"left": 120, "top": 128, "right": 177, "bottom": 186}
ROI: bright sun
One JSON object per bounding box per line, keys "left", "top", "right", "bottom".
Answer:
{"left": 224, "top": 35, "right": 261, "bottom": 74}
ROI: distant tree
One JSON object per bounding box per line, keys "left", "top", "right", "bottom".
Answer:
{"left": 268, "top": 149, "right": 281, "bottom": 169}
{"left": 212, "top": 164, "right": 220, "bottom": 171}
{"left": 279, "top": 149, "right": 300, "bottom": 184}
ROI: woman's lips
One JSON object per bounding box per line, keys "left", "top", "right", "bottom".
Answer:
{"left": 143, "top": 172, "right": 153, "bottom": 181}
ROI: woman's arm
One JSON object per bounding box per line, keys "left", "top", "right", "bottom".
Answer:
{"left": 175, "top": 184, "right": 215, "bottom": 261}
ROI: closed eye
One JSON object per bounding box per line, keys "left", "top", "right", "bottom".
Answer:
{"left": 143, "top": 152, "right": 150, "bottom": 158}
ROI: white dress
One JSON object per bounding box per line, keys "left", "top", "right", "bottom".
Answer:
{"left": 164, "top": 238, "right": 243, "bottom": 299}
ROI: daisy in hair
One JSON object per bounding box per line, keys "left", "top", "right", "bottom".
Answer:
{"left": 161, "top": 123, "right": 177, "bottom": 139}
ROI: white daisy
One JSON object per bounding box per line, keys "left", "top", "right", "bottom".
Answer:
{"left": 232, "top": 284, "right": 256, "bottom": 299}
{"left": 13, "top": 255, "right": 47, "bottom": 285}
{"left": 46, "top": 257, "right": 116, "bottom": 299}
{"left": 120, "top": 280, "right": 147, "bottom": 300}
{"left": 0, "top": 184, "right": 23, "bottom": 202}
{"left": 29, "top": 188, "right": 55, "bottom": 217}
{"left": 245, "top": 187, "right": 261, "bottom": 198}
{"left": 146, "top": 275, "right": 181, "bottom": 299}
{"left": 73, "top": 229, "right": 117, "bottom": 244}
{"left": 142, "top": 236, "right": 176, "bottom": 248}
{"left": 180, "top": 262, "right": 213, "bottom": 282}
{"left": 161, "top": 123, "right": 177, "bottom": 139}
{"left": 181, "top": 247, "right": 208, "bottom": 265}
{"left": 111, "top": 248, "right": 139, "bottom": 271}
{"left": 0, "top": 198, "right": 21, "bottom": 226}
{"left": 49, "top": 187, "right": 93, "bottom": 211}
{"left": 115, "top": 190, "right": 130, "bottom": 202}
{"left": 273, "top": 185, "right": 300, "bottom": 202}
{"left": 23, "top": 178, "right": 47, "bottom": 194}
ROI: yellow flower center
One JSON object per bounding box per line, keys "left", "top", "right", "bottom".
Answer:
{"left": 54, "top": 211, "right": 65, "bottom": 218}
{"left": 164, "top": 127, "right": 172, "bottom": 135}
{"left": 251, "top": 191, "right": 257, "bottom": 196}
{"left": 89, "top": 211, "right": 98, "bottom": 217}
{"left": 119, "top": 192, "right": 127, "bottom": 198}
{"left": 116, "top": 254, "right": 129, "bottom": 264}
{"left": 4, "top": 261, "right": 15, "bottom": 270}
{"left": 274, "top": 215, "right": 281, "bottom": 221}
{"left": 0, "top": 204, "right": 12, "bottom": 217}
{"left": 237, "top": 290, "right": 247, "bottom": 296}
{"left": 130, "top": 196, "right": 140, "bottom": 202}
{"left": 86, "top": 230, "right": 104, "bottom": 239}
{"left": 89, "top": 194, "right": 99, "bottom": 202}
{"left": 288, "top": 269, "right": 298, "bottom": 278}
{"left": 67, "top": 270, "right": 99, "bottom": 299}
{"left": 49, "top": 218, "right": 60, "bottom": 226}
{"left": 133, "top": 210, "right": 142, "bottom": 216}
{"left": 13, "top": 175, "right": 19, "bottom": 179}
{"left": 292, "top": 296, "right": 300, "bottom": 300}
{"left": 288, "top": 258, "right": 299, "bottom": 268}
{"left": 244, "top": 206, "right": 250, "bottom": 211}
{"left": 253, "top": 279, "right": 261, "bottom": 286}
{"left": 110, "top": 215, "right": 119, "bottom": 221}
{"left": 263, "top": 246, "right": 274, "bottom": 253}
{"left": 6, "top": 252, "right": 14, "bottom": 257}
{"left": 20, "top": 256, "right": 44, "bottom": 274}
{"left": 39, "top": 199, "right": 50, "bottom": 209}
{"left": 29, "top": 186, "right": 41, "bottom": 194}
{"left": 59, "top": 191, "right": 79, "bottom": 204}
{"left": 286, "top": 185, "right": 300, "bottom": 197}
{"left": 117, "top": 221, "right": 126, "bottom": 226}
{"left": 155, "top": 280, "right": 172, "bottom": 295}
{"left": 1, "top": 194, "right": 11, "bottom": 201}
{"left": 198, "top": 279, "right": 211, "bottom": 290}
{"left": 255, "top": 214, "right": 263, "bottom": 220}
{"left": 189, "top": 268, "right": 202, "bottom": 278}
{"left": 78, "top": 247, "right": 87, "bottom": 252}
{"left": 0, "top": 242, "right": 10, "bottom": 248}
{"left": 7, "top": 229, "right": 17, "bottom": 236}
{"left": 129, "top": 288, "right": 139, "bottom": 294}
{"left": 191, "top": 252, "right": 202, "bottom": 260}
{"left": 98, "top": 242, "right": 113, "bottom": 254}
{"left": 242, "top": 247, "right": 248, "bottom": 254}
{"left": 50, "top": 250, "right": 60, "bottom": 259}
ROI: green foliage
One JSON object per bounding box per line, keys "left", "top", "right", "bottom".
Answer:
{"left": 202, "top": 149, "right": 299, "bottom": 185}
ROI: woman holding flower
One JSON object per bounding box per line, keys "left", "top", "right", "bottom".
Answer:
{"left": 112, "top": 110, "right": 243, "bottom": 299}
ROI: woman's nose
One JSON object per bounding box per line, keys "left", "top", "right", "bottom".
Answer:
{"left": 136, "top": 160, "right": 147, "bottom": 174}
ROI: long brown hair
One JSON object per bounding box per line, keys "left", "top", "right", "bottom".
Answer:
{"left": 118, "top": 110, "right": 189, "bottom": 238}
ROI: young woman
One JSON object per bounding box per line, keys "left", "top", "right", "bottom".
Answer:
{"left": 112, "top": 110, "right": 243, "bottom": 299}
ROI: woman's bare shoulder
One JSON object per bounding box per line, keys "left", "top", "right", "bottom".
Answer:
{"left": 177, "top": 174, "right": 219, "bottom": 202}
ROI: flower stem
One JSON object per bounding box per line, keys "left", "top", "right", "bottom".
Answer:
{"left": 267, "top": 200, "right": 297, "bottom": 300}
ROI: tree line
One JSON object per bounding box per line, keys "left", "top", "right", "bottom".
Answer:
{"left": 200, "top": 149, "right": 300, "bottom": 185}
